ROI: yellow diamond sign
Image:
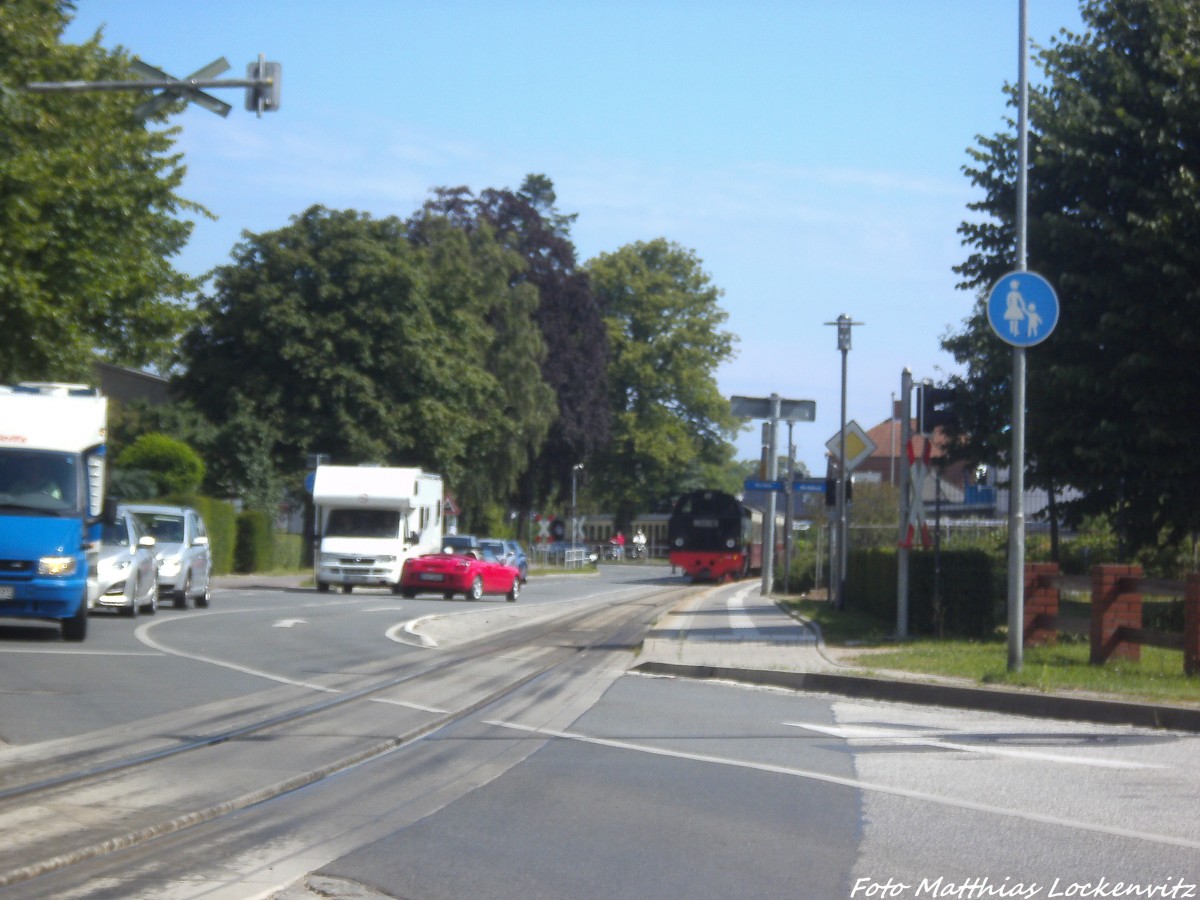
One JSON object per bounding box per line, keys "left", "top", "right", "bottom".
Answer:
{"left": 825, "top": 420, "right": 877, "bottom": 473}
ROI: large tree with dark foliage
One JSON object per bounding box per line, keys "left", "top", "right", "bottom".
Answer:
{"left": 945, "top": 0, "right": 1200, "bottom": 550}
{"left": 0, "top": 0, "right": 201, "bottom": 382}
{"left": 420, "top": 176, "right": 610, "bottom": 534}
{"left": 177, "top": 205, "right": 552, "bottom": 529}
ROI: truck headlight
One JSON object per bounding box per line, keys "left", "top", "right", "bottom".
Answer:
{"left": 39, "top": 556, "right": 77, "bottom": 576}
{"left": 319, "top": 553, "right": 338, "bottom": 566}
{"left": 375, "top": 555, "right": 396, "bottom": 564}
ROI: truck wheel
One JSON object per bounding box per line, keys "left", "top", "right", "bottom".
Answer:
{"left": 317, "top": 582, "right": 330, "bottom": 593}
{"left": 341, "top": 584, "right": 353, "bottom": 594}
{"left": 62, "top": 598, "right": 87, "bottom": 642}
{"left": 507, "top": 578, "right": 519, "bottom": 603}
{"left": 466, "top": 576, "right": 483, "bottom": 601}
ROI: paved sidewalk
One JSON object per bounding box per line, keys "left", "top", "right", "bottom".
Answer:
{"left": 634, "top": 579, "right": 1200, "bottom": 732}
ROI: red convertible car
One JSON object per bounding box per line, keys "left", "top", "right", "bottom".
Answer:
{"left": 399, "top": 548, "right": 521, "bottom": 602}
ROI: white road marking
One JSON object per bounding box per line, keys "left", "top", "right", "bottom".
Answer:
{"left": 485, "top": 718, "right": 1199, "bottom": 850}
{"left": 135, "top": 618, "right": 340, "bottom": 693}
{"left": 785, "top": 721, "right": 1164, "bottom": 770}
{"left": 726, "top": 584, "right": 760, "bottom": 635}
{"left": 273, "top": 619, "right": 307, "bottom": 628}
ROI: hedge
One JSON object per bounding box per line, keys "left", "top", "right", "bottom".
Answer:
{"left": 845, "top": 547, "right": 997, "bottom": 639}
{"left": 235, "top": 510, "right": 274, "bottom": 574}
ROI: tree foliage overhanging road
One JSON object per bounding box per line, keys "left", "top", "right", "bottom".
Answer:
{"left": 944, "top": 0, "right": 1200, "bottom": 550}
{"left": 0, "top": 0, "right": 203, "bottom": 383}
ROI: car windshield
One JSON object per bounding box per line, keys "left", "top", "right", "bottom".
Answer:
{"left": 141, "top": 515, "right": 185, "bottom": 543}
{"left": 100, "top": 519, "right": 131, "bottom": 547}
{"left": 0, "top": 448, "right": 80, "bottom": 515}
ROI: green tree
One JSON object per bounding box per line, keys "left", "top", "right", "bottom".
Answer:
{"left": 417, "top": 177, "right": 609, "bottom": 534}
{"left": 177, "top": 205, "right": 554, "bottom": 530}
{"left": 0, "top": 0, "right": 202, "bottom": 382}
{"left": 116, "top": 432, "right": 205, "bottom": 496}
{"left": 947, "top": 0, "right": 1200, "bottom": 550}
{"left": 587, "top": 239, "right": 739, "bottom": 530}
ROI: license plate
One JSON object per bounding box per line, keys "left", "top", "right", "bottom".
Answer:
{"left": 0, "top": 586, "right": 13, "bottom": 600}
{"left": 418, "top": 573, "right": 444, "bottom": 582}
{"left": 694, "top": 518, "right": 718, "bottom": 528}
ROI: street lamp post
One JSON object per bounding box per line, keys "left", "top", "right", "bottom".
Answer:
{"left": 825, "top": 314, "right": 863, "bottom": 611}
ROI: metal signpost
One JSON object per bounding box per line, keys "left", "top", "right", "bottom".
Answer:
{"left": 24, "top": 54, "right": 282, "bottom": 119}
{"left": 730, "top": 394, "right": 815, "bottom": 596}
{"left": 823, "top": 315, "right": 864, "bottom": 610}
{"left": 990, "top": 0, "right": 1060, "bottom": 673}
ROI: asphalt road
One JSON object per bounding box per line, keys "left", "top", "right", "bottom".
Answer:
{"left": 1, "top": 567, "right": 1198, "bottom": 899}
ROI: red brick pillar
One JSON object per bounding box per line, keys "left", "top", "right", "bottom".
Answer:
{"left": 1090, "top": 564, "right": 1142, "bottom": 664}
{"left": 1024, "top": 562, "right": 1059, "bottom": 646}
{"left": 1185, "top": 573, "right": 1200, "bottom": 676}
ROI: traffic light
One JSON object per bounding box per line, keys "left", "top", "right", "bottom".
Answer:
{"left": 917, "top": 385, "right": 956, "bottom": 435}
{"left": 824, "top": 478, "right": 852, "bottom": 507}
{"left": 245, "top": 59, "right": 281, "bottom": 114}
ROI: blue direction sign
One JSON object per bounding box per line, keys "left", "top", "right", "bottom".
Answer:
{"left": 793, "top": 479, "right": 825, "bottom": 494}
{"left": 744, "top": 479, "right": 783, "bottom": 492}
{"left": 988, "top": 270, "right": 1059, "bottom": 347}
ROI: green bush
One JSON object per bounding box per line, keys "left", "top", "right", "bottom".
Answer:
{"left": 235, "top": 510, "right": 273, "bottom": 574}
{"left": 115, "top": 433, "right": 205, "bottom": 496}
{"left": 845, "top": 547, "right": 997, "bottom": 639}
{"left": 272, "top": 533, "right": 304, "bottom": 571}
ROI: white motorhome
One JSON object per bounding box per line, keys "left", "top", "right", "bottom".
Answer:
{"left": 312, "top": 465, "right": 444, "bottom": 594}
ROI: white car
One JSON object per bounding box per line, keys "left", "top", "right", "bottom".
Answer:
{"left": 124, "top": 505, "right": 212, "bottom": 609}
{"left": 93, "top": 507, "right": 158, "bottom": 616}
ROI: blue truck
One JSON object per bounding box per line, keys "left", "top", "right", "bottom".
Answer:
{"left": 0, "top": 383, "right": 109, "bottom": 641}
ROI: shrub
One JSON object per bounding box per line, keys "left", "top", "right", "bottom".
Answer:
{"left": 116, "top": 433, "right": 205, "bottom": 496}
{"left": 235, "top": 510, "right": 273, "bottom": 574}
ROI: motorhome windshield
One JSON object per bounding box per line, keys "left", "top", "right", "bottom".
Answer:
{"left": 326, "top": 508, "right": 401, "bottom": 539}
{"left": 0, "top": 448, "right": 81, "bottom": 515}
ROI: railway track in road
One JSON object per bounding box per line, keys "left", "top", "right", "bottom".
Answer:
{"left": 0, "top": 581, "right": 698, "bottom": 892}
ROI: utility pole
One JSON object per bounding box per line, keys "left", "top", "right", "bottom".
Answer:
{"left": 825, "top": 314, "right": 863, "bottom": 611}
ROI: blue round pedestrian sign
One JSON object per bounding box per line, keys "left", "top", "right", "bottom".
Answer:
{"left": 987, "top": 270, "right": 1059, "bottom": 347}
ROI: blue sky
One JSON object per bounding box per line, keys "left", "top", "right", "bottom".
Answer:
{"left": 64, "top": 1, "right": 1085, "bottom": 475}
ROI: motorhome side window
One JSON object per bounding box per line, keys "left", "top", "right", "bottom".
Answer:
{"left": 326, "top": 508, "right": 401, "bottom": 539}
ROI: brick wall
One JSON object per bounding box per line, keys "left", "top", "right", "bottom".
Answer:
{"left": 1090, "top": 564, "right": 1142, "bottom": 664}
{"left": 1023, "top": 562, "right": 1059, "bottom": 646}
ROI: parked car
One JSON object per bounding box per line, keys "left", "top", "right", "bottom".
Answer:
{"left": 124, "top": 504, "right": 212, "bottom": 609}
{"left": 93, "top": 506, "right": 158, "bottom": 616}
{"left": 480, "top": 538, "right": 529, "bottom": 583}
{"left": 399, "top": 547, "right": 521, "bottom": 602}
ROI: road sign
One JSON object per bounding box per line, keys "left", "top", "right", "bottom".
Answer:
{"left": 730, "top": 396, "right": 815, "bottom": 421}
{"left": 987, "top": 270, "right": 1059, "bottom": 347}
{"left": 792, "top": 479, "right": 825, "bottom": 494}
{"left": 825, "top": 420, "right": 877, "bottom": 472}
{"left": 744, "top": 479, "right": 783, "bottom": 493}
{"left": 132, "top": 57, "right": 233, "bottom": 118}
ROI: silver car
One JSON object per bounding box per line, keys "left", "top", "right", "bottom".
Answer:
{"left": 124, "top": 504, "right": 212, "bottom": 609}
{"left": 93, "top": 507, "right": 158, "bottom": 616}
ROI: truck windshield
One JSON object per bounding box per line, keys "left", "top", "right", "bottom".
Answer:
{"left": 326, "top": 508, "right": 401, "bottom": 539}
{"left": 0, "top": 448, "right": 80, "bottom": 515}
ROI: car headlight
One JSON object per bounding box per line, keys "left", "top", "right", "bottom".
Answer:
{"left": 39, "top": 556, "right": 77, "bottom": 576}
{"left": 158, "top": 557, "right": 182, "bottom": 577}
{"left": 375, "top": 555, "right": 396, "bottom": 564}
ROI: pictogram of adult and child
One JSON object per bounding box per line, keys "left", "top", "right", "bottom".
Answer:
{"left": 988, "top": 270, "right": 1059, "bottom": 347}
{"left": 1003, "top": 279, "right": 1043, "bottom": 338}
